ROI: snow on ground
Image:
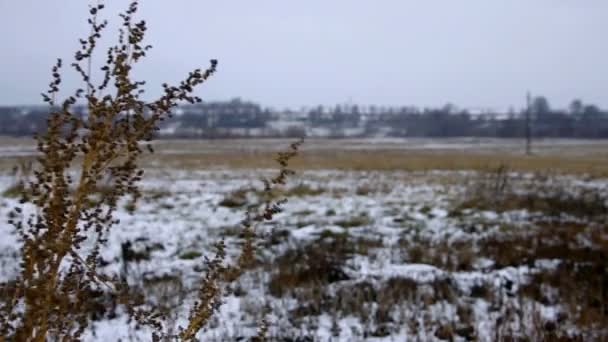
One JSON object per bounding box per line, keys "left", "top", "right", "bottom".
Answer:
{"left": 0, "top": 169, "right": 605, "bottom": 341}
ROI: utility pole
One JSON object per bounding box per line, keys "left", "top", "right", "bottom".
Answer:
{"left": 525, "top": 92, "right": 532, "bottom": 155}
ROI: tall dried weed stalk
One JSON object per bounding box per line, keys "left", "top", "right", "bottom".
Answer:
{"left": 0, "top": 2, "right": 301, "bottom": 341}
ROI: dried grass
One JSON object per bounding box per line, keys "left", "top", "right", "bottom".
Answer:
{"left": 0, "top": 2, "right": 302, "bottom": 341}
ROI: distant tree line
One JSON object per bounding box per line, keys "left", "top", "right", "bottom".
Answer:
{"left": 1, "top": 96, "right": 607, "bottom": 138}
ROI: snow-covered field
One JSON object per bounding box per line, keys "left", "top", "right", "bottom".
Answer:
{"left": 1, "top": 164, "right": 605, "bottom": 341}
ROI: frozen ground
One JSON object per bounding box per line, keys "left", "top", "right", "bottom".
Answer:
{"left": 0, "top": 168, "right": 606, "bottom": 341}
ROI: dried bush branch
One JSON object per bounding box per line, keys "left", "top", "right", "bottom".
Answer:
{"left": 1, "top": 1, "right": 216, "bottom": 340}
{"left": 0, "top": 1, "right": 303, "bottom": 341}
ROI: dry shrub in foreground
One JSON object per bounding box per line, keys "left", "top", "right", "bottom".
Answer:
{"left": 0, "top": 2, "right": 302, "bottom": 341}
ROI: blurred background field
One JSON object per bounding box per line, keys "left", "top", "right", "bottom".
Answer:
{"left": 1, "top": 137, "right": 608, "bottom": 176}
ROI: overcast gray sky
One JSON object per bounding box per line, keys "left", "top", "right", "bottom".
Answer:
{"left": 0, "top": 1, "right": 606, "bottom": 110}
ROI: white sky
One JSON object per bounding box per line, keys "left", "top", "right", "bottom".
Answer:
{"left": 0, "top": 1, "right": 606, "bottom": 110}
